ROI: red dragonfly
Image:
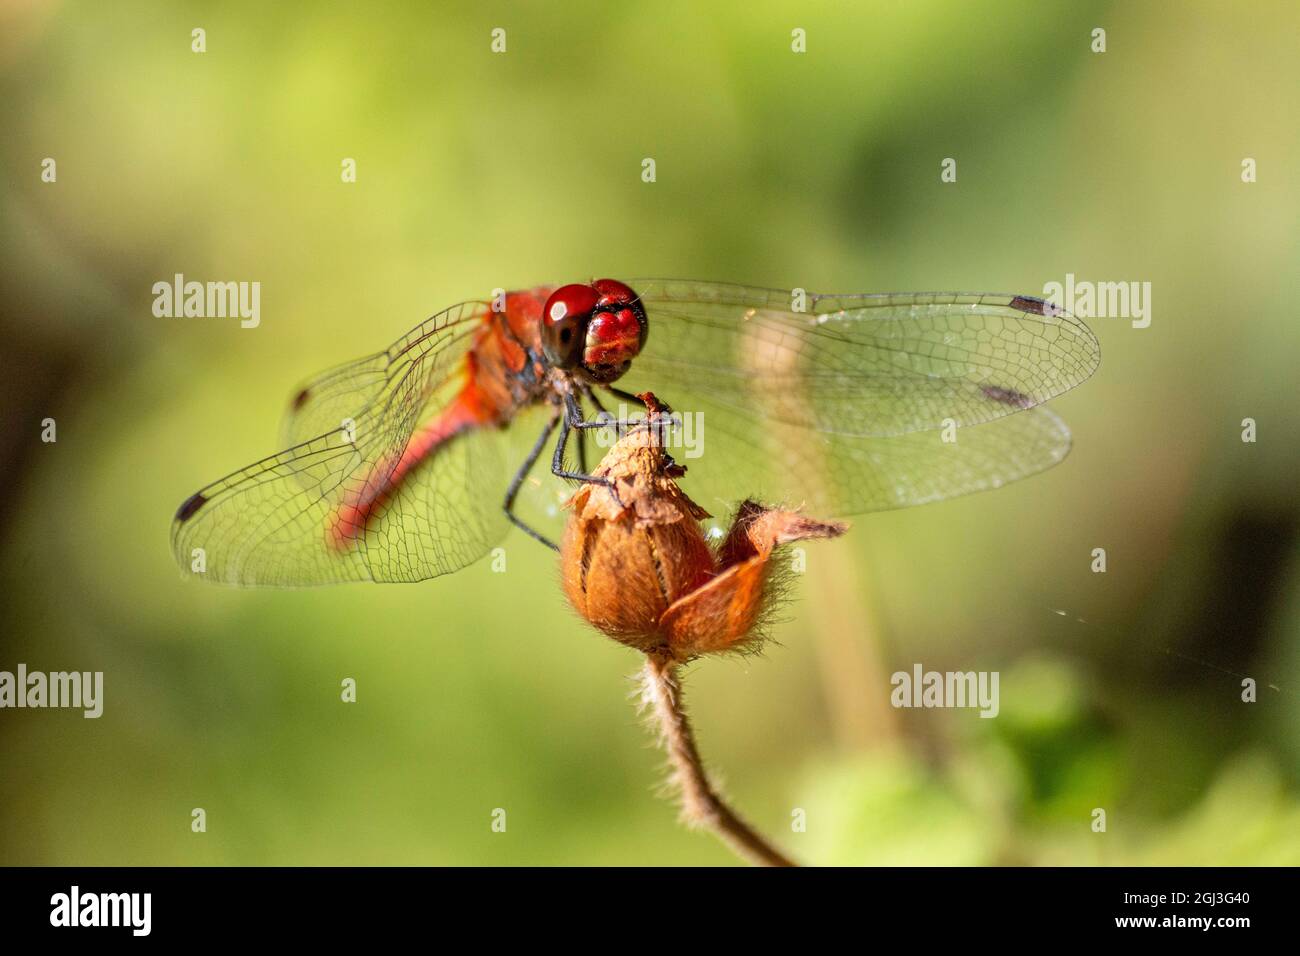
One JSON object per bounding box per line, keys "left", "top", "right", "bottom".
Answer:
{"left": 172, "top": 279, "right": 1099, "bottom": 586}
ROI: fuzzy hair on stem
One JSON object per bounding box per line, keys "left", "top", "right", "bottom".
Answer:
{"left": 639, "top": 652, "right": 797, "bottom": 867}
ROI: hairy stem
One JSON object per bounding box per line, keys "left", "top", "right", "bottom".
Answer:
{"left": 640, "top": 653, "right": 797, "bottom": 867}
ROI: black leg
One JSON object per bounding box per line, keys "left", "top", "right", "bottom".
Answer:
{"left": 550, "top": 413, "right": 590, "bottom": 480}
{"left": 597, "top": 384, "right": 679, "bottom": 428}
{"left": 582, "top": 390, "right": 611, "bottom": 470}
{"left": 551, "top": 395, "right": 623, "bottom": 506}
{"left": 581, "top": 385, "right": 619, "bottom": 440}
{"left": 602, "top": 384, "right": 645, "bottom": 407}
{"left": 570, "top": 385, "right": 640, "bottom": 433}
{"left": 503, "top": 415, "right": 561, "bottom": 551}
{"left": 584, "top": 385, "right": 610, "bottom": 418}
{"left": 575, "top": 392, "right": 588, "bottom": 474}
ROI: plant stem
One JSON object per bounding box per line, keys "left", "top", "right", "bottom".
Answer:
{"left": 640, "top": 653, "right": 798, "bottom": 867}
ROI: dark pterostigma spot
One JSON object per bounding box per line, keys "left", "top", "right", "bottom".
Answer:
{"left": 175, "top": 492, "right": 207, "bottom": 523}
{"left": 1008, "top": 295, "right": 1061, "bottom": 317}
{"left": 981, "top": 384, "right": 1035, "bottom": 409}
{"left": 292, "top": 388, "right": 310, "bottom": 410}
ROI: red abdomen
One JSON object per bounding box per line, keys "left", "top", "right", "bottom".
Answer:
{"left": 329, "top": 287, "right": 555, "bottom": 548}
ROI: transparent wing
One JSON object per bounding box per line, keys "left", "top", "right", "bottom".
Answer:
{"left": 280, "top": 299, "right": 489, "bottom": 447}
{"left": 171, "top": 301, "right": 510, "bottom": 587}
{"left": 656, "top": 401, "right": 1073, "bottom": 522}
{"left": 617, "top": 280, "right": 1097, "bottom": 516}
{"left": 626, "top": 279, "right": 1099, "bottom": 437}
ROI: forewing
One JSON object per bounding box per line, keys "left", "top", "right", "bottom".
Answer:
{"left": 625, "top": 279, "right": 1099, "bottom": 438}
{"left": 280, "top": 300, "right": 489, "bottom": 447}
{"left": 614, "top": 280, "right": 1094, "bottom": 517}
{"left": 171, "top": 301, "right": 509, "bottom": 586}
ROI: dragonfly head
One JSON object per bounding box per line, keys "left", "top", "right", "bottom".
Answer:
{"left": 541, "top": 279, "right": 648, "bottom": 384}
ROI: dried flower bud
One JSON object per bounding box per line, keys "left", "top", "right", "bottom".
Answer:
{"left": 561, "top": 393, "right": 847, "bottom": 660}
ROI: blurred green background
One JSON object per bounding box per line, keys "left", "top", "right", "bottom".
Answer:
{"left": 2, "top": 0, "right": 1297, "bottom": 865}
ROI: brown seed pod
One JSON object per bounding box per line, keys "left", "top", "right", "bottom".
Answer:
{"left": 561, "top": 393, "right": 847, "bottom": 660}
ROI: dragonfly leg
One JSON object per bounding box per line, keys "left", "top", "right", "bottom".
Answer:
{"left": 581, "top": 385, "right": 681, "bottom": 455}
{"left": 583, "top": 385, "right": 628, "bottom": 428}
{"left": 573, "top": 385, "right": 664, "bottom": 434}
{"left": 503, "top": 415, "right": 561, "bottom": 552}
{"left": 552, "top": 395, "right": 624, "bottom": 507}
{"left": 579, "top": 385, "right": 619, "bottom": 472}
{"left": 601, "top": 384, "right": 643, "bottom": 406}
{"left": 598, "top": 384, "right": 681, "bottom": 429}
{"left": 576, "top": 392, "right": 589, "bottom": 474}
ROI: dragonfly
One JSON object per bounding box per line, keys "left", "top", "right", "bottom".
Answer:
{"left": 171, "top": 279, "right": 1099, "bottom": 586}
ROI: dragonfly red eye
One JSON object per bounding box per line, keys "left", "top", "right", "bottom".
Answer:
{"left": 542, "top": 280, "right": 648, "bottom": 381}
{"left": 583, "top": 307, "right": 643, "bottom": 383}
{"left": 590, "top": 278, "right": 638, "bottom": 306}
{"left": 541, "top": 283, "right": 600, "bottom": 368}
{"left": 583, "top": 279, "right": 648, "bottom": 382}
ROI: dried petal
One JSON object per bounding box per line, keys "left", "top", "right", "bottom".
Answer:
{"left": 663, "top": 501, "right": 847, "bottom": 658}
